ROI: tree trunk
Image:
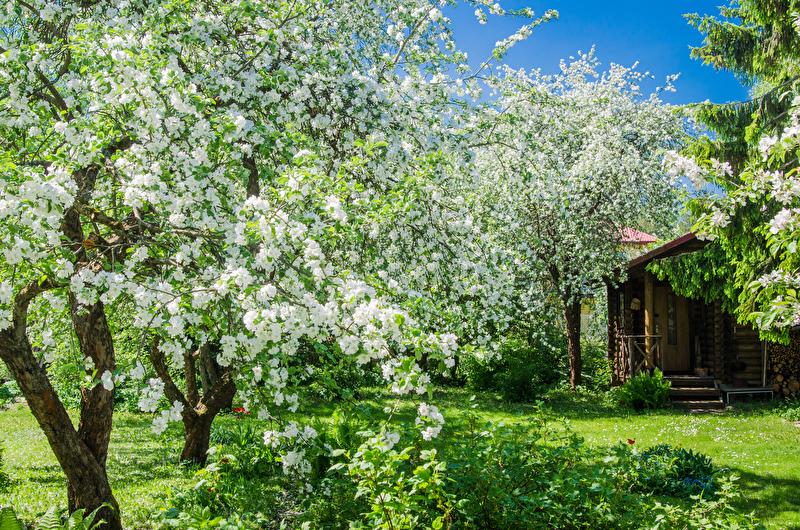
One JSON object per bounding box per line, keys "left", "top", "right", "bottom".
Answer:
{"left": 181, "top": 413, "right": 215, "bottom": 464}
{"left": 149, "top": 339, "right": 236, "bottom": 466}
{"left": 565, "top": 299, "right": 582, "bottom": 389}
{"left": 180, "top": 364, "right": 236, "bottom": 465}
{"left": 0, "top": 326, "right": 121, "bottom": 529}
{"left": 70, "top": 303, "right": 119, "bottom": 527}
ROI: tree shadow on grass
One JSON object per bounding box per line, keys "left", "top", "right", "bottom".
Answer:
{"left": 727, "top": 466, "right": 800, "bottom": 529}
{"left": 13, "top": 463, "right": 64, "bottom": 487}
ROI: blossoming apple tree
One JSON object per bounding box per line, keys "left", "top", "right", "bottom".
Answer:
{"left": 0, "top": 0, "right": 550, "bottom": 525}
{"left": 471, "top": 51, "right": 685, "bottom": 388}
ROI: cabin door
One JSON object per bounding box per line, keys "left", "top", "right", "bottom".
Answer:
{"left": 655, "top": 285, "right": 690, "bottom": 372}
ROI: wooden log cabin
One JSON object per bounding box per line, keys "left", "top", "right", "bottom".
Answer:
{"left": 607, "top": 232, "right": 772, "bottom": 410}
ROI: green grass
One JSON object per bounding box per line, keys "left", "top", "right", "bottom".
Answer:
{"left": 1, "top": 390, "right": 799, "bottom": 529}
{"left": 0, "top": 406, "right": 199, "bottom": 527}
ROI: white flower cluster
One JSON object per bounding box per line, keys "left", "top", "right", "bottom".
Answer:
{"left": 138, "top": 378, "right": 165, "bottom": 413}
{"left": 416, "top": 402, "right": 445, "bottom": 441}
{"left": 152, "top": 400, "right": 184, "bottom": 435}
{"left": 0, "top": 281, "right": 12, "bottom": 331}
{"left": 263, "top": 421, "right": 319, "bottom": 475}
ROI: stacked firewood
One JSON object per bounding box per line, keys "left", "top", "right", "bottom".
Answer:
{"left": 769, "top": 335, "right": 800, "bottom": 397}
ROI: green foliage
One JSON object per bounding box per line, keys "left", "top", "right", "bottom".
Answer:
{"left": 775, "top": 398, "right": 800, "bottom": 421}
{"left": 298, "top": 341, "right": 381, "bottom": 402}
{"left": 459, "top": 334, "right": 563, "bottom": 402}
{"left": 581, "top": 338, "right": 613, "bottom": 392}
{"left": 618, "top": 369, "right": 671, "bottom": 410}
{"left": 633, "top": 444, "right": 718, "bottom": 498}
{"left": 0, "top": 506, "right": 107, "bottom": 530}
{"left": 0, "top": 508, "right": 23, "bottom": 530}
{"left": 0, "top": 381, "right": 19, "bottom": 409}
{"left": 155, "top": 410, "right": 368, "bottom": 529}
{"left": 676, "top": 0, "right": 800, "bottom": 340}
{"left": 35, "top": 505, "right": 108, "bottom": 530}
{"left": 342, "top": 443, "right": 452, "bottom": 529}
{"left": 0, "top": 445, "right": 10, "bottom": 494}
{"left": 686, "top": 0, "right": 800, "bottom": 84}
{"left": 153, "top": 402, "right": 759, "bottom": 530}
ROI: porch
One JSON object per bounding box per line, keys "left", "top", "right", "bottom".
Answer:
{"left": 608, "top": 270, "right": 767, "bottom": 385}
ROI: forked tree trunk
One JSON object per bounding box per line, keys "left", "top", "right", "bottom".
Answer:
{"left": 564, "top": 299, "right": 583, "bottom": 390}
{"left": 149, "top": 339, "right": 236, "bottom": 466}
{"left": 67, "top": 300, "right": 119, "bottom": 527}
{"left": 0, "top": 288, "right": 122, "bottom": 530}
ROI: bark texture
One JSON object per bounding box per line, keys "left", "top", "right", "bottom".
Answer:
{"left": 0, "top": 284, "right": 122, "bottom": 529}
{"left": 149, "top": 338, "right": 235, "bottom": 465}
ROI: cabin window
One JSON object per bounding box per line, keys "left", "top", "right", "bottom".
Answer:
{"left": 667, "top": 293, "right": 677, "bottom": 345}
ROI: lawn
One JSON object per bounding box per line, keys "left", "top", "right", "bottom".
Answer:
{"left": 1, "top": 390, "right": 799, "bottom": 529}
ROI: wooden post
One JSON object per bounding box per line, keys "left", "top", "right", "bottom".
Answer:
{"left": 713, "top": 301, "right": 724, "bottom": 381}
{"left": 606, "top": 281, "right": 622, "bottom": 385}
{"left": 628, "top": 336, "right": 635, "bottom": 378}
{"left": 644, "top": 271, "right": 655, "bottom": 356}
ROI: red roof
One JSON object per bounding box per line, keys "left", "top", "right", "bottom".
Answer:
{"left": 620, "top": 227, "right": 658, "bottom": 245}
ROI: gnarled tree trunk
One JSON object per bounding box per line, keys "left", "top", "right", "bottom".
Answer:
{"left": 0, "top": 285, "right": 122, "bottom": 530}
{"left": 149, "top": 339, "right": 235, "bottom": 465}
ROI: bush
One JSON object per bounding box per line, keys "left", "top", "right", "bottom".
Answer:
{"left": 298, "top": 341, "right": 381, "bottom": 402}
{"left": 618, "top": 369, "right": 671, "bottom": 410}
{"left": 459, "top": 335, "right": 562, "bottom": 402}
{"left": 154, "top": 407, "right": 759, "bottom": 530}
{"left": 581, "top": 338, "right": 613, "bottom": 392}
{"left": 633, "top": 443, "right": 718, "bottom": 498}
{"left": 155, "top": 408, "right": 368, "bottom": 529}
{"left": 776, "top": 398, "right": 800, "bottom": 421}
{"left": 0, "top": 381, "right": 19, "bottom": 409}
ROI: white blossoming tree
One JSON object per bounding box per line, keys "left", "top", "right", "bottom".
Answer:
{"left": 0, "top": 0, "right": 552, "bottom": 525}
{"left": 472, "top": 51, "right": 685, "bottom": 388}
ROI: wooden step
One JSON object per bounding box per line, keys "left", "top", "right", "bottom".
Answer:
{"left": 670, "top": 387, "right": 721, "bottom": 400}
{"left": 671, "top": 399, "right": 725, "bottom": 412}
{"left": 665, "top": 375, "right": 715, "bottom": 388}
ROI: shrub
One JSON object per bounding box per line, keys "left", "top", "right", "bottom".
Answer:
{"left": 155, "top": 408, "right": 368, "bottom": 529}
{"left": 0, "top": 381, "right": 19, "bottom": 409}
{"left": 618, "top": 369, "right": 671, "bottom": 410}
{"left": 154, "top": 407, "right": 759, "bottom": 530}
{"left": 581, "top": 338, "right": 613, "bottom": 392}
{"left": 298, "top": 341, "right": 381, "bottom": 402}
{"left": 776, "top": 398, "right": 800, "bottom": 421}
{"left": 459, "top": 335, "right": 562, "bottom": 402}
{"left": 633, "top": 443, "right": 718, "bottom": 498}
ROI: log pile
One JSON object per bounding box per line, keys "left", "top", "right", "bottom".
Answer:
{"left": 769, "top": 335, "right": 800, "bottom": 397}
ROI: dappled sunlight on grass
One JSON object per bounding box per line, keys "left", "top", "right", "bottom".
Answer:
{"left": 1, "top": 390, "right": 799, "bottom": 528}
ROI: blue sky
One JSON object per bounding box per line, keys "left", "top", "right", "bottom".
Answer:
{"left": 446, "top": 1, "right": 750, "bottom": 105}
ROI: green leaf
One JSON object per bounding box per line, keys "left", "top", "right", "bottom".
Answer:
{"left": 0, "top": 508, "right": 24, "bottom": 530}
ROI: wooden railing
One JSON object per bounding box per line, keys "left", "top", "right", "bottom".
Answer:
{"left": 621, "top": 335, "right": 662, "bottom": 380}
